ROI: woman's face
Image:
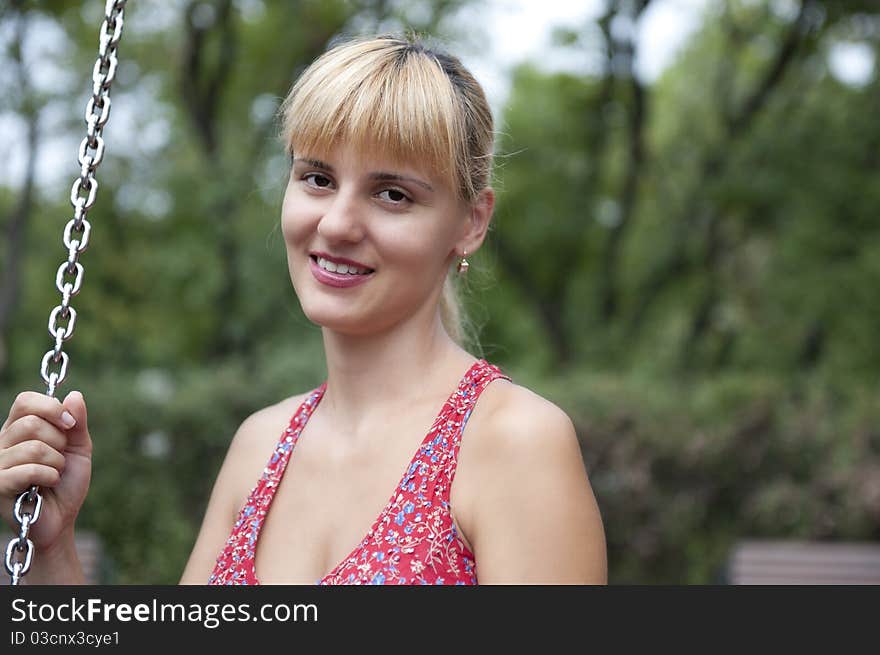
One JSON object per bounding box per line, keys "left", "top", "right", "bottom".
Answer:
{"left": 281, "top": 144, "right": 467, "bottom": 336}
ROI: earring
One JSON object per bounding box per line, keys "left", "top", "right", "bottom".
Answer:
{"left": 457, "top": 250, "right": 469, "bottom": 275}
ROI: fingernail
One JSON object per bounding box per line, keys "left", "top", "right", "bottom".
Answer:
{"left": 61, "top": 411, "right": 76, "bottom": 428}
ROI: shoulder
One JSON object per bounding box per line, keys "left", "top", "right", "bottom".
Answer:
{"left": 232, "top": 391, "right": 313, "bottom": 449}
{"left": 219, "top": 390, "right": 316, "bottom": 507}
{"left": 455, "top": 377, "right": 607, "bottom": 583}
{"left": 468, "top": 377, "right": 582, "bottom": 465}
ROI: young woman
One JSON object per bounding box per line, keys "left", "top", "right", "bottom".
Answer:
{"left": 0, "top": 35, "right": 606, "bottom": 585}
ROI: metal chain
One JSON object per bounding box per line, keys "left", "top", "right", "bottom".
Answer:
{"left": 5, "top": 0, "right": 128, "bottom": 586}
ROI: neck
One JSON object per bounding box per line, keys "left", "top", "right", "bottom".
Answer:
{"left": 318, "top": 308, "right": 476, "bottom": 438}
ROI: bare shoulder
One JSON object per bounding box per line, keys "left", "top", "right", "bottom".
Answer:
{"left": 225, "top": 391, "right": 313, "bottom": 479}
{"left": 456, "top": 378, "right": 607, "bottom": 584}
{"left": 495, "top": 380, "right": 576, "bottom": 435}
{"left": 233, "top": 392, "right": 311, "bottom": 445}
{"left": 466, "top": 378, "right": 582, "bottom": 463}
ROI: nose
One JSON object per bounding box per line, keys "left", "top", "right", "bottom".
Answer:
{"left": 316, "top": 188, "right": 366, "bottom": 244}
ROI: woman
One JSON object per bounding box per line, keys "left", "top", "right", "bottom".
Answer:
{"left": 1, "top": 35, "right": 606, "bottom": 585}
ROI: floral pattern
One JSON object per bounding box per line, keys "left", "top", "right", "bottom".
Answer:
{"left": 208, "top": 359, "right": 510, "bottom": 585}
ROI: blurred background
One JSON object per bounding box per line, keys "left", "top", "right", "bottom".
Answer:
{"left": 1, "top": 0, "right": 878, "bottom": 584}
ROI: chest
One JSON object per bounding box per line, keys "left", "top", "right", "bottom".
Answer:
{"left": 252, "top": 413, "right": 475, "bottom": 584}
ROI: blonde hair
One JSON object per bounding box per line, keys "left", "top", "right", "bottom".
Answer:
{"left": 279, "top": 34, "right": 494, "bottom": 346}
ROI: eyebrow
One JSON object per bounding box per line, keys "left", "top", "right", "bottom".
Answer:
{"left": 295, "top": 158, "right": 333, "bottom": 171}
{"left": 369, "top": 171, "right": 434, "bottom": 193}
{"left": 293, "top": 158, "right": 435, "bottom": 193}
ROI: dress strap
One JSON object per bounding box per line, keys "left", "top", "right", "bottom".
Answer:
{"left": 444, "top": 360, "right": 511, "bottom": 482}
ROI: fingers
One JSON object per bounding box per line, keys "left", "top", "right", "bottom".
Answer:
{"left": 0, "top": 461, "right": 62, "bottom": 497}
{"left": 0, "top": 414, "right": 67, "bottom": 452}
{"left": 0, "top": 393, "right": 78, "bottom": 498}
{"left": 0, "top": 440, "right": 66, "bottom": 474}
{"left": 2, "top": 391, "right": 76, "bottom": 434}
{"left": 0, "top": 440, "right": 66, "bottom": 497}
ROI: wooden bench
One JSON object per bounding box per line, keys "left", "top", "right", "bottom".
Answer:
{"left": 726, "top": 540, "right": 880, "bottom": 584}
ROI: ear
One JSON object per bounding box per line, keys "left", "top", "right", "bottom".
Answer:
{"left": 455, "top": 187, "right": 495, "bottom": 257}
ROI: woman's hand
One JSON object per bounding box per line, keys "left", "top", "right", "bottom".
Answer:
{"left": 0, "top": 390, "right": 92, "bottom": 553}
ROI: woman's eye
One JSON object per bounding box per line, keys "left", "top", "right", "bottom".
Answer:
{"left": 378, "top": 189, "right": 409, "bottom": 203}
{"left": 303, "top": 173, "right": 332, "bottom": 188}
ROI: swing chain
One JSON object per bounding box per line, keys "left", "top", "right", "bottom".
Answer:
{"left": 5, "top": 0, "right": 128, "bottom": 586}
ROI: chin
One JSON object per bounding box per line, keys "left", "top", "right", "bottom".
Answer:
{"left": 303, "top": 296, "right": 418, "bottom": 337}
{"left": 299, "top": 300, "right": 374, "bottom": 335}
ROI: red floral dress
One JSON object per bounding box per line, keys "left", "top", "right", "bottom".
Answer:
{"left": 208, "top": 358, "right": 510, "bottom": 585}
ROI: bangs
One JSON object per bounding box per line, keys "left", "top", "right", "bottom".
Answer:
{"left": 280, "top": 39, "right": 466, "bottom": 196}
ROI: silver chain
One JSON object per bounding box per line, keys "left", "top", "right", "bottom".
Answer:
{"left": 5, "top": 0, "right": 128, "bottom": 586}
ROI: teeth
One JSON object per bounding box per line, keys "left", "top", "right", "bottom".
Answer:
{"left": 317, "top": 257, "right": 370, "bottom": 275}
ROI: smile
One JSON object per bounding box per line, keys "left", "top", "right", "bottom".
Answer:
{"left": 315, "top": 256, "right": 372, "bottom": 275}
{"left": 309, "top": 255, "right": 375, "bottom": 288}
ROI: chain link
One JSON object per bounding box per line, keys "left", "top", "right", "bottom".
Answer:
{"left": 6, "top": 0, "right": 128, "bottom": 586}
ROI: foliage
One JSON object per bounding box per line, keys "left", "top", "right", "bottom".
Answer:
{"left": 477, "top": 0, "right": 880, "bottom": 581}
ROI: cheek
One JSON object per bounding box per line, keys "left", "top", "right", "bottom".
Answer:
{"left": 385, "top": 229, "right": 435, "bottom": 258}
{"left": 378, "top": 212, "right": 461, "bottom": 266}
{"left": 280, "top": 186, "right": 315, "bottom": 246}
{"left": 371, "top": 228, "right": 446, "bottom": 282}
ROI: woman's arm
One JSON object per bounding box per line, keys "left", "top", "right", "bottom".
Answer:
{"left": 467, "top": 386, "right": 607, "bottom": 584}
{"left": 177, "top": 423, "right": 248, "bottom": 585}
{"left": 178, "top": 397, "right": 304, "bottom": 584}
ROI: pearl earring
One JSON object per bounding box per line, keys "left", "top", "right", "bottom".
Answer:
{"left": 457, "top": 251, "right": 469, "bottom": 275}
